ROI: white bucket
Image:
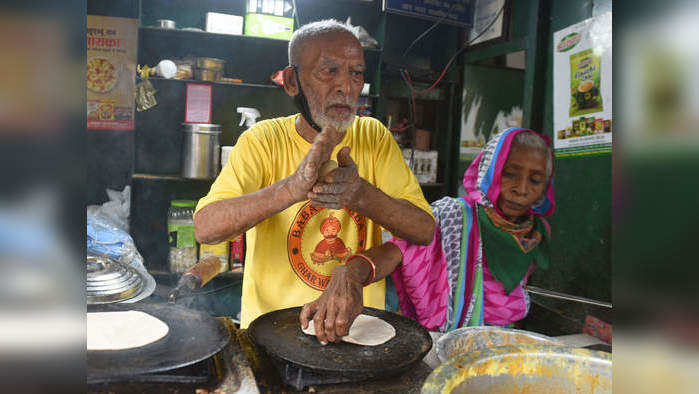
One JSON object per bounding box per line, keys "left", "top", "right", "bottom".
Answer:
{"left": 221, "top": 146, "right": 234, "bottom": 171}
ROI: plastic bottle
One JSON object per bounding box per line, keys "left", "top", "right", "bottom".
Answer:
{"left": 168, "top": 200, "right": 198, "bottom": 273}
{"left": 199, "top": 241, "right": 229, "bottom": 273}
{"left": 237, "top": 107, "right": 261, "bottom": 127}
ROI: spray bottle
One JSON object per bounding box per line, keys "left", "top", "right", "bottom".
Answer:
{"left": 237, "top": 107, "right": 261, "bottom": 128}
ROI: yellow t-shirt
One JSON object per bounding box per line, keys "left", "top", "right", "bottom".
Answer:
{"left": 195, "top": 114, "right": 432, "bottom": 328}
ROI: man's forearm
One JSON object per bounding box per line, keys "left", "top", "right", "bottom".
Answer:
{"left": 194, "top": 178, "right": 296, "bottom": 244}
{"left": 345, "top": 242, "right": 403, "bottom": 285}
{"left": 351, "top": 179, "right": 435, "bottom": 245}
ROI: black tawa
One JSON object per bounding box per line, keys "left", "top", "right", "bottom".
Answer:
{"left": 247, "top": 306, "right": 432, "bottom": 385}
{"left": 87, "top": 302, "right": 230, "bottom": 383}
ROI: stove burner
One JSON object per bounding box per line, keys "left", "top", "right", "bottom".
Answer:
{"left": 272, "top": 357, "right": 409, "bottom": 391}
{"left": 87, "top": 255, "right": 143, "bottom": 304}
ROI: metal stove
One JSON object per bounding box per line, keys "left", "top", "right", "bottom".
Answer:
{"left": 87, "top": 317, "right": 257, "bottom": 394}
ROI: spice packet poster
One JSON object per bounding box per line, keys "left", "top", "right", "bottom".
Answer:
{"left": 553, "top": 12, "right": 612, "bottom": 157}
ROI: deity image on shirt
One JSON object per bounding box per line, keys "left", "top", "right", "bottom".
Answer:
{"left": 310, "top": 214, "right": 351, "bottom": 264}
{"left": 288, "top": 203, "right": 366, "bottom": 291}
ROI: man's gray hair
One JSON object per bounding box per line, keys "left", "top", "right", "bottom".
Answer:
{"left": 288, "top": 19, "right": 359, "bottom": 66}
{"left": 511, "top": 131, "right": 553, "bottom": 179}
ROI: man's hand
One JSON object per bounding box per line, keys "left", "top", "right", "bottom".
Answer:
{"left": 308, "top": 147, "right": 365, "bottom": 210}
{"left": 299, "top": 265, "right": 364, "bottom": 344}
{"left": 283, "top": 132, "right": 336, "bottom": 203}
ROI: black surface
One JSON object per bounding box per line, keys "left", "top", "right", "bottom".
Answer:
{"left": 87, "top": 130, "right": 134, "bottom": 205}
{"left": 133, "top": 78, "right": 297, "bottom": 175}
{"left": 248, "top": 307, "right": 432, "bottom": 381}
{"left": 130, "top": 176, "right": 213, "bottom": 271}
{"left": 583, "top": 343, "right": 612, "bottom": 353}
{"left": 87, "top": 302, "right": 230, "bottom": 382}
{"left": 88, "top": 0, "right": 139, "bottom": 18}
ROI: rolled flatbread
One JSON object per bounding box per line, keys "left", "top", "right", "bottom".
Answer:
{"left": 302, "top": 314, "right": 396, "bottom": 346}
{"left": 87, "top": 311, "right": 169, "bottom": 351}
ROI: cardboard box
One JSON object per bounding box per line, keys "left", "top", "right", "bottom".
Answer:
{"left": 415, "top": 129, "right": 431, "bottom": 150}
{"left": 244, "top": 13, "right": 293, "bottom": 40}
{"left": 402, "top": 149, "right": 438, "bottom": 184}
{"left": 206, "top": 12, "right": 243, "bottom": 35}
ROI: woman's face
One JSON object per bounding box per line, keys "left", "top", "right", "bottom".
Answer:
{"left": 497, "top": 145, "right": 548, "bottom": 221}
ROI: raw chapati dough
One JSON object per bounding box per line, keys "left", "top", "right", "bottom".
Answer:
{"left": 87, "top": 311, "right": 169, "bottom": 351}
{"left": 302, "top": 314, "right": 396, "bottom": 346}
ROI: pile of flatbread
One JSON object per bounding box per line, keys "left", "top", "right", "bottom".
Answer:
{"left": 302, "top": 314, "right": 395, "bottom": 346}
{"left": 87, "top": 311, "right": 169, "bottom": 351}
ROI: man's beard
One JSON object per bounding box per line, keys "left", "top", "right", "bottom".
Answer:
{"left": 305, "top": 86, "right": 358, "bottom": 132}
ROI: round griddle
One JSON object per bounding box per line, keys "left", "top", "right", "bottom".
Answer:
{"left": 248, "top": 307, "right": 432, "bottom": 381}
{"left": 87, "top": 302, "right": 229, "bottom": 383}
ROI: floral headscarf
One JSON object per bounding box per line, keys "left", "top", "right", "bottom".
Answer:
{"left": 462, "top": 127, "right": 555, "bottom": 217}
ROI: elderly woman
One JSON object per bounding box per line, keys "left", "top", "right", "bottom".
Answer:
{"left": 301, "top": 128, "right": 555, "bottom": 342}
{"left": 390, "top": 127, "right": 555, "bottom": 331}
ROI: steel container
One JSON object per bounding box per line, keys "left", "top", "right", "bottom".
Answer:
{"left": 181, "top": 123, "right": 221, "bottom": 179}
{"left": 194, "top": 68, "right": 223, "bottom": 82}
{"left": 155, "top": 19, "right": 176, "bottom": 29}
{"left": 196, "top": 57, "right": 225, "bottom": 70}
{"left": 422, "top": 344, "right": 612, "bottom": 394}
{"left": 436, "top": 326, "right": 557, "bottom": 364}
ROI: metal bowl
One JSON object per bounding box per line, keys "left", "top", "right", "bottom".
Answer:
{"left": 194, "top": 68, "right": 222, "bottom": 82}
{"left": 436, "top": 326, "right": 556, "bottom": 364}
{"left": 422, "top": 344, "right": 612, "bottom": 394}
{"left": 87, "top": 255, "right": 143, "bottom": 304}
{"left": 155, "top": 19, "right": 176, "bottom": 29}
{"left": 196, "top": 57, "right": 225, "bottom": 70}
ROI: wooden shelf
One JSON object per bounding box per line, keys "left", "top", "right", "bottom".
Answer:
{"left": 147, "top": 76, "right": 281, "bottom": 89}
{"left": 132, "top": 173, "right": 215, "bottom": 181}
{"left": 150, "top": 269, "right": 243, "bottom": 279}
{"left": 139, "top": 26, "right": 383, "bottom": 53}
{"left": 140, "top": 26, "right": 289, "bottom": 43}
{"left": 419, "top": 182, "right": 444, "bottom": 187}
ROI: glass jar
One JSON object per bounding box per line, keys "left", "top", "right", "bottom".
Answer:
{"left": 168, "top": 200, "right": 198, "bottom": 273}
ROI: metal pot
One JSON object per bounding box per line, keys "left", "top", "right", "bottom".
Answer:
{"left": 181, "top": 123, "right": 222, "bottom": 179}
{"left": 155, "top": 19, "right": 176, "bottom": 29}
{"left": 194, "top": 68, "right": 223, "bottom": 82}
{"left": 422, "top": 344, "right": 611, "bottom": 393}
{"left": 196, "top": 57, "right": 225, "bottom": 70}
{"left": 435, "top": 326, "right": 556, "bottom": 364}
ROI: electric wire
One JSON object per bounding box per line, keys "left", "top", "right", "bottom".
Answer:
{"left": 402, "top": 1, "right": 459, "bottom": 58}
{"left": 398, "top": 3, "right": 506, "bottom": 171}
{"left": 402, "top": 3, "right": 506, "bottom": 95}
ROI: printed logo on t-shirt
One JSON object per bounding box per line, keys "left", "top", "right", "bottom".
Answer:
{"left": 287, "top": 202, "right": 366, "bottom": 290}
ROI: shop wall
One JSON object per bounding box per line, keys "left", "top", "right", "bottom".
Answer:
{"left": 455, "top": 0, "right": 611, "bottom": 334}
{"left": 87, "top": 0, "right": 139, "bottom": 205}
{"left": 86, "top": 0, "right": 464, "bottom": 270}
{"left": 528, "top": 0, "right": 612, "bottom": 332}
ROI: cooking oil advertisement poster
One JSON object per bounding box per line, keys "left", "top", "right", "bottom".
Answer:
{"left": 553, "top": 12, "right": 612, "bottom": 157}
{"left": 87, "top": 15, "right": 138, "bottom": 130}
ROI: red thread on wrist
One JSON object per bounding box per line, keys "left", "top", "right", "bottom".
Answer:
{"left": 346, "top": 254, "right": 376, "bottom": 286}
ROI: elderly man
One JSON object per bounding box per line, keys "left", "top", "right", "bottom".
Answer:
{"left": 194, "top": 19, "right": 435, "bottom": 331}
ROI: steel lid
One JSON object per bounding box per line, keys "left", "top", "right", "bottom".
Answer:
{"left": 87, "top": 255, "right": 144, "bottom": 305}
{"left": 182, "top": 123, "right": 222, "bottom": 134}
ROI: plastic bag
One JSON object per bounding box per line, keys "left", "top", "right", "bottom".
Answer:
{"left": 87, "top": 186, "right": 155, "bottom": 302}
{"left": 346, "top": 17, "right": 379, "bottom": 49}
{"left": 87, "top": 186, "right": 130, "bottom": 232}
{"left": 135, "top": 65, "right": 158, "bottom": 112}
